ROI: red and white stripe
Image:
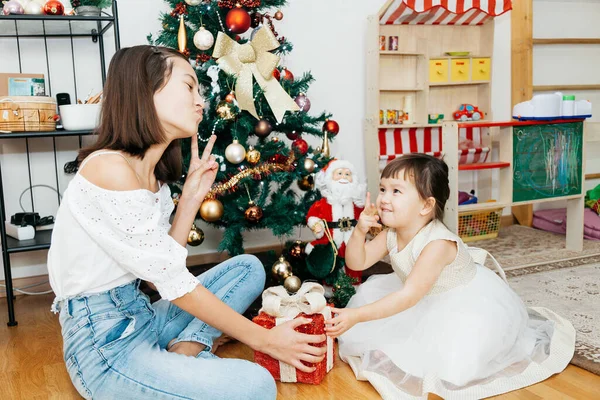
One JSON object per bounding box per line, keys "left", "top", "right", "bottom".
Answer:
{"left": 380, "top": 0, "right": 512, "bottom": 26}
{"left": 377, "top": 126, "right": 489, "bottom": 171}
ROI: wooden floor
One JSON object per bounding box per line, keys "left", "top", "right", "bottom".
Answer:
{"left": 1, "top": 294, "right": 599, "bottom": 399}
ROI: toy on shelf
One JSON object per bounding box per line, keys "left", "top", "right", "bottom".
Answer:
{"left": 453, "top": 104, "right": 483, "bottom": 121}
{"left": 512, "top": 92, "right": 592, "bottom": 121}
{"left": 428, "top": 113, "right": 444, "bottom": 124}
{"left": 458, "top": 190, "right": 478, "bottom": 205}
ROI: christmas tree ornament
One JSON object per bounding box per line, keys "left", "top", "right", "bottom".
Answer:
{"left": 193, "top": 26, "right": 214, "bottom": 51}
{"left": 212, "top": 27, "right": 300, "bottom": 123}
{"left": 298, "top": 175, "right": 314, "bottom": 191}
{"left": 245, "top": 146, "right": 261, "bottom": 165}
{"left": 281, "top": 67, "right": 294, "bottom": 82}
{"left": 322, "top": 119, "right": 340, "bottom": 135}
{"left": 274, "top": 10, "right": 284, "bottom": 21}
{"left": 268, "top": 154, "right": 287, "bottom": 164}
{"left": 272, "top": 68, "right": 280, "bottom": 81}
{"left": 271, "top": 136, "right": 279, "bottom": 143}
{"left": 303, "top": 158, "right": 316, "bottom": 173}
{"left": 284, "top": 275, "right": 301, "bottom": 293}
{"left": 216, "top": 100, "right": 237, "bottom": 120}
{"left": 177, "top": 16, "right": 187, "bottom": 54}
{"left": 3, "top": 1, "right": 24, "bottom": 15}
{"left": 187, "top": 223, "right": 205, "bottom": 246}
{"left": 271, "top": 255, "right": 292, "bottom": 281}
{"left": 24, "top": 1, "right": 43, "bottom": 15}
{"left": 225, "top": 139, "right": 246, "bottom": 164}
{"left": 200, "top": 198, "right": 224, "bottom": 222}
{"left": 218, "top": 0, "right": 261, "bottom": 8}
{"left": 185, "top": 0, "right": 202, "bottom": 5}
{"left": 320, "top": 131, "right": 331, "bottom": 157}
{"left": 292, "top": 138, "right": 308, "bottom": 156}
{"left": 285, "top": 131, "right": 299, "bottom": 141}
{"left": 294, "top": 93, "right": 311, "bottom": 112}
{"left": 43, "top": 0, "right": 64, "bottom": 15}
{"left": 289, "top": 240, "right": 305, "bottom": 259}
{"left": 225, "top": 6, "right": 251, "bottom": 34}
{"left": 225, "top": 91, "right": 236, "bottom": 103}
{"left": 254, "top": 118, "right": 272, "bottom": 138}
{"left": 244, "top": 201, "right": 263, "bottom": 223}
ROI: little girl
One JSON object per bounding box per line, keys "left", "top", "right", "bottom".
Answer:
{"left": 326, "top": 153, "right": 576, "bottom": 399}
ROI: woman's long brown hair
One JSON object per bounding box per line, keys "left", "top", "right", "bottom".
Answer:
{"left": 78, "top": 45, "right": 189, "bottom": 183}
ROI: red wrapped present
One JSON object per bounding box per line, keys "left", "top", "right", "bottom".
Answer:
{"left": 252, "top": 282, "right": 334, "bottom": 384}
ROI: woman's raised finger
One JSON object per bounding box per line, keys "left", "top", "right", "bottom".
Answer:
{"left": 201, "top": 135, "right": 217, "bottom": 161}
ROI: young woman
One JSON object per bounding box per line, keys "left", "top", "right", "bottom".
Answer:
{"left": 48, "top": 45, "right": 325, "bottom": 399}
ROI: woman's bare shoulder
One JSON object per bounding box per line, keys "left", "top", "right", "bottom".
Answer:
{"left": 79, "top": 151, "right": 141, "bottom": 192}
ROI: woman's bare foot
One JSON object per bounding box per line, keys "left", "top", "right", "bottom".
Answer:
{"left": 167, "top": 339, "right": 206, "bottom": 357}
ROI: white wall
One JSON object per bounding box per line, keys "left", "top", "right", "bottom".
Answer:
{"left": 2, "top": 0, "right": 594, "bottom": 281}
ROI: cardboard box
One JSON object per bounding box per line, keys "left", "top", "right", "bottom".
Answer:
{"left": 0, "top": 73, "right": 46, "bottom": 97}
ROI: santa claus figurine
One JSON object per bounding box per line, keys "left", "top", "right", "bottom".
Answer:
{"left": 305, "top": 159, "right": 366, "bottom": 284}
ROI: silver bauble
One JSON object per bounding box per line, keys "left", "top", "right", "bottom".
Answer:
{"left": 225, "top": 139, "right": 246, "bottom": 164}
{"left": 193, "top": 27, "right": 215, "bottom": 51}
{"left": 284, "top": 275, "right": 302, "bottom": 293}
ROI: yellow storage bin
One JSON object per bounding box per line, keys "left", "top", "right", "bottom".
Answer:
{"left": 458, "top": 207, "right": 503, "bottom": 243}
{"left": 429, "top": 59, "right": 448, "bottom": 83}
{"left": 472, "top": 58, "right": 491, "bottom": 81}
{"left": 450, "top": 59, "right": 470, "bottom": 82}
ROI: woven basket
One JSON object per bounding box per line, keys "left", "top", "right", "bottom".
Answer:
{"left": 0, "top": 96, "right": 57, "bottom": 132}
{"left": 458, "top": 207, "right": 503, "bottom": 242}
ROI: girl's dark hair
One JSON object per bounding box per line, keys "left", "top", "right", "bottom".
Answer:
{"left": 78, "top": 45, "right": 189, "bottom": 183}
{"left": 381, "top": 153, "right": 450, "bottom": 220}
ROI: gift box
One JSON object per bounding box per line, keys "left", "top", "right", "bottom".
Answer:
{"left": 252, "top": 282, "right": 334, "bottom": 384}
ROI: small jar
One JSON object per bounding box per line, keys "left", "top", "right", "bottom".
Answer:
{"left": 562, "top": 95, "right": 575, "bottom": 117}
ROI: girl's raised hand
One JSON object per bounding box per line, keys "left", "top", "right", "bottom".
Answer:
{"left": 325, "top": 307, "right": 360, "bottom": 339}
{"left": 356, "top": 192, "right": 381, "bottom": 235}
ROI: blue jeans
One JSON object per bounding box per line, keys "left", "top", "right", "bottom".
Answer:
{"left": 57, "top": 255, "right": 276, "bottom": 399}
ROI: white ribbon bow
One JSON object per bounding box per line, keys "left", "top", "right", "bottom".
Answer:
{"left": 259, "top": 282, "right": 334, "bottom": 383}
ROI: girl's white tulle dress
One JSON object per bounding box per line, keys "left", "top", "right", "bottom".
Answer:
{"left": 338, "top": 220, "right": 576, "bottom": 399}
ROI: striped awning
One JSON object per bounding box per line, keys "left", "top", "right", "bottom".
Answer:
{"left": 379, "top": 0, "right": 512, "bottom": 25}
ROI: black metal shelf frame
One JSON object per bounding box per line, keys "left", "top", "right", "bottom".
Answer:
{"left": 0, "top": 2, "right": 119, "bottom": 326}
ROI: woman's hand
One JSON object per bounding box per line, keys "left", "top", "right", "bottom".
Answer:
{"left": 356, "top": 192, "right": 381, "bottom": 235}
{"left": 181, "top": 134, "right": 218, "bottom": 206}
{"left": 262, "top": 318, "right": 327, "bottom": 373}
{"left": 325, "top": 307, "right": 360, "bottom": 338}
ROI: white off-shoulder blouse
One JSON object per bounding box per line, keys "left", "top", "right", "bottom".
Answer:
{"left": 48, "top": 152, "right": 199, "bottom": 310}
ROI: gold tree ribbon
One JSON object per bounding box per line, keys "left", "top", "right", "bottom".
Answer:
{"left": 212, "top": 27, "right": 299, "bottom": 123}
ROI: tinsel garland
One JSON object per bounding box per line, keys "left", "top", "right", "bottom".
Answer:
{"left": 206, "top": 152, "right": 296, "bottom": 198}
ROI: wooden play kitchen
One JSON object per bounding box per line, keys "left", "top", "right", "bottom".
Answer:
{"left": 365, "top": 0, "right": 586, "bottom": 250}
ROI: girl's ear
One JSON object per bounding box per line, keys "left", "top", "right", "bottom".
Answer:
{"left": 420, "top": 197, "right": 436, "bottom": 217}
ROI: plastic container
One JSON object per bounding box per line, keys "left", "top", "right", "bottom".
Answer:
{"left": 59, "top": 104, "right": 101, "bottom": 131}
{"left": 562, "top": 95, "right": 575, "bottom": 117}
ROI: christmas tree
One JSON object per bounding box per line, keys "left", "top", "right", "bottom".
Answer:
{"left": 150, "top": 0, "right": 354, "bottom": 304}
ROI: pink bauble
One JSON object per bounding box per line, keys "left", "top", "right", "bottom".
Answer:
{"left": 3, "top": 1, "right": 25, "bottom": 15}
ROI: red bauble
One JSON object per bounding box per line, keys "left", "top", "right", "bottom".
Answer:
{"left": 281, "top": 67, "right": 294, "bottom": 82}
{"left": 272, "top": 68, "right": 280, "bottom": 81}
{"left": 285, "top": 130, "right": 300, "bottom": 141}
{"left": 226, "top": 7, "right": 251, "bottom": 34}
{"left": 292, "top": 139, "right": 308, "bottom": 155}
{"left": 43, "top": 0, "right": 64, "bottom": 15}
{"left": 322, "top": 119, "right": 340, "bottom": 136}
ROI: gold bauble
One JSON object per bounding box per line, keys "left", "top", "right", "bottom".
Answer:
{"left": 245, "top": 146, "right": 261, "bottom": 165}
{"left": 244, "top": 201, "right": 263, "bottom": 223}
{"left": 177, "top": 16, "right": 187, "bottom": 53}
{"left": 225, "top": 139, "right": 246, "bottom": 164}
{"left": 284, "top": 275, "right": 302, "bottom": 293}
{"left": 216, "top": 100, "right": 238, "bottom": 120}
{"left": 271, "top": 255, "right": 292, "bottom": 281}
{"left": 274, "top": 10, "right": 284, "bottom": 20}
{"left": 200, "top": 198, "right": 224, "bottom": 222}
{"left": 303, "top": 158, "right": 316, "bottom": 173}
{"left": 297, "top": 175, "right": 314, "bottom": 191}
{"left": 187, "top": 223, "right": 205, "bottom": 246}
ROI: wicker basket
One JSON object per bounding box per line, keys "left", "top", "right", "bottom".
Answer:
{"left": 458, "top": 207, "right": 503, "bottom": 242}
{"left": 0, "top": 96, "right": 57, "bottom": 132}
